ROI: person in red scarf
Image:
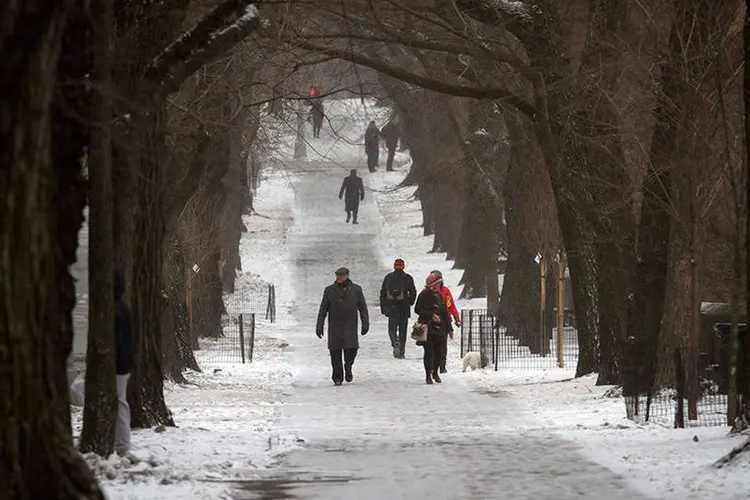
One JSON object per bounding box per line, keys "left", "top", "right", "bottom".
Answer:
{"left": 429, "top": 270, "right": 461, "bottom": 373}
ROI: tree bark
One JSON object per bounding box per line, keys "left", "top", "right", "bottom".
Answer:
{"left": 0, "top": 2, "right": 102, "bottom": 496}
{"left": 500, "top": 125, "right": 541, "bottom": 348}
{"left": 740, "top": 0, "right": 750, "bottom": 432}
{"left": 80, "top": 0, "right": 118, "bottom": 455}
{"left": 129, "top": 107, "right": 174, "bottom": 428}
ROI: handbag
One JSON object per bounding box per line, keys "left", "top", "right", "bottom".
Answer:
{"left": 411, "top": 322, "right": 428, "bottom": 342}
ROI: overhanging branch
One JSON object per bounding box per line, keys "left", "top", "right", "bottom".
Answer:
{"left": 146, "top": 1, "right": 260, "bottom": 102}
{"left": 293, "top": 39, "right": 536, "bottom": 117}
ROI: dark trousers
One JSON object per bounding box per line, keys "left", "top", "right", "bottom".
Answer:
{"left": 387, "top": 309, "right": 409, "bottom": 349}
{"left": 440, "top": 334, "right": 448, "bottom": 370}
{"left": 345, "top": 206, "right": 359, "bottom": 223}
{"left": 330, "top": 348, "right": 358, "bottom": 382}
{"left": 313, "top": 119, "right": 322, "bottom": 138}
{"left": 386, "top": 147, "right": 396, "bottom": 171}
{"left": 422, "top": 336, "right": 443, "bottom": 375}
{"left": 366, "top": 150, "right": 379, "bottom": 172}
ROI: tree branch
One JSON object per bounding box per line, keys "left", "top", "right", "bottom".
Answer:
{"left": 146, "top": 1, "right": 260, "bottom": 102}
{"left": 292, "top": 39, "right": 536, "bottom": 116}
{"left": 454, "top": 0, "right": 534, "bottom": 36}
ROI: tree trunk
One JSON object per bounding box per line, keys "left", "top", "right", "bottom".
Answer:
{"left": 80, "top": 0, "right": 118, "bottom": 455}
{"left": 0, "top": 2, "right": 102, "bottom": 496}
{"left": 129, "top": 108, "right": 173, "bottom": 428}
{"left": 500, "top": 135, "right": 541, "bottom": 347}
{"left": 740, "top": 0, "right": 750, "bottom": 432}
{"left": 520, "top": 4, "right": 601, "bottom": 377}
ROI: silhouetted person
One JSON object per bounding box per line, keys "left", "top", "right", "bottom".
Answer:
{"left": 339, "top": 169, "right": 365, "bottom": 224}
{"left": 311, "top": 99, "right": 324, "bottom": 138}
{"left": 364, "top": 120, "right": 380, "bottom": 172}
{"left": 316, "top": 267, "right": 369, "bottom": 385}
{"left": 380, "top": 120, "right": 400, "bottom": 171}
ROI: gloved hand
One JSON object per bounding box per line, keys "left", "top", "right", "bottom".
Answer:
{"left": 316, "top": 330, "right": 323, "bottom": 339}
{"left": 361, "top": 325, "right": 369, "bottom": 336}
{"left": 455, "top": 318, "right": 462, "bottom": 328}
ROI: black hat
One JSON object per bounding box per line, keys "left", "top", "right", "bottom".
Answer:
{"left": 335, "top": 267, "right": 350, "bottom": 275}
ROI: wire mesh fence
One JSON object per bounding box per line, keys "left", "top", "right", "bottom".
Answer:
{"left": 194, "top": 313, "right": 256, "bottom": 365}
{"left": 622, "top": 323, "right": 746, "bottom": 428}
{"left": 459, "top": 309, "right": 578, "bottom": 371}
{"left": 224, "top": 279, "right": 276, "bottom": 323}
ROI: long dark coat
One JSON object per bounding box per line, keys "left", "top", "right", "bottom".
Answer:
{"left": 339, "top": 174, "right": 364, "bottom": 211}
{"left": 316, "top": 279, "right": 370, "bottom": 349}
{"left": 414, "top": 288, "right": 452, "bottom": 339}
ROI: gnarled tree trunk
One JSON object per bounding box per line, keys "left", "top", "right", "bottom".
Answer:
{"left": 0, "top": 2, "right": 102, "bottom": 496}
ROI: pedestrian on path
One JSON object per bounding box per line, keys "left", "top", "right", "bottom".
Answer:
{"left": 114, "top": 270, "right": 134, "bottom": 457}
{"left": 364, "top": 120, "right": 380, "bottom": 172}
{"left": 338, "top": 169, "right": 365, "bottom": 224}
{"left": 316, "top": 267, "right": 370, "bottom": 385}
{"left": 379, "top": 258, "right": 416, "bottom": 358}
{"left": 429, "top": 270, "right": 461, "bottom": 373}
{"left": 311, "top": 98, "right": 324, "bottom": 138}
{"left": 379, "top": 120, "right": 400, "bottom": 171}
{"left": 414, "top": 272, "right": 453, "bottom": 384}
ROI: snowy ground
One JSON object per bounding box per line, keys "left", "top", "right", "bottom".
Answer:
{"left": 79, "top": 98, "right": 749, "bottom": 499}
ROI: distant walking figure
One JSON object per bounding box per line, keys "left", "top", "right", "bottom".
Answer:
{"left": 380, "top": 120, "right": 400, "bottom": 171}
{"left": 311, "top": 99, "right": 324, "bottom": 138}
{"left": 380, "top": 258, "right": 416, "bottom": 358}
{"left": 364, "top": 120, "right": 380, "bottom": 172}
{"left": 339, "top": 169, "right": 365, "bottom": 224}
{"left": 316, "top": 267, "right": 370, "bottom": 385}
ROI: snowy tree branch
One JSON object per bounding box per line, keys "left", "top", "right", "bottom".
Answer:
{"left": 292, "top": 39, "right": 536, "bottom": 117}
{"left": 454, "top": 0, "right": 534, "bottom": 36}
{"left": 146, "top": 1, "right": 260, "bottom": 102}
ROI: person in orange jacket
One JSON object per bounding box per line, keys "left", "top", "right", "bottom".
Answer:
{"left": 430, "top": 270, "right": 461, "bottom": 373}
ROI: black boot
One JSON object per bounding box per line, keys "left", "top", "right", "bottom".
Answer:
{"left": 345, "top": 367, "right": 353, "bottom": 383}
{"left": 346, "top": 212, "right": 351, "bottom": 223}
{"left": 432, "top": 371, "right": 442, "bottom": 383}
{"left": 426, "top": 373, "right": 433, "bottom": 385}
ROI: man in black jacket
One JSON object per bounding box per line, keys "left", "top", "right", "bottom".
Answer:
{"left": 114, "top": 270, "right": 134, "bottom": 456}
{"left": 316, "top": 267, "right": 369, "bottom": 385}
{"left": 379, "top": 258, "right": 416, "bottom": 358}
{"left": 338, "top": 169, "right": 365, "bottom": 224}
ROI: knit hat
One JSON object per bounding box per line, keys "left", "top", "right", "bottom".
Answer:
{"left": 393, "top": 258, "right": 405, "bottom": 270}
{"left": 425, "top": 272, "right": 442, "bottom": 287}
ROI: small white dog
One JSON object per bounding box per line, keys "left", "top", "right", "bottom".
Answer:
{"left": 462, "top": 351, "right": 486, "bottom": 372}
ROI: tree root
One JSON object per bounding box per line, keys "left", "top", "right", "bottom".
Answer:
{"left": 714, "top": 436, "right": 750, "bottom": 468}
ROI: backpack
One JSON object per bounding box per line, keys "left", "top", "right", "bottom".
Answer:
{"left": 386, "top": 272, "right": 408, "bottom": 303}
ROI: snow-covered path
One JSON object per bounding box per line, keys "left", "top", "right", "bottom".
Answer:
{"left": 232, "top": 160, "right": 649, "bottom": 499}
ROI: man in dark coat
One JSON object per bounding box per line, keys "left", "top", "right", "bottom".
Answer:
{"left": 379, "top": 258, "right": 416, "bottom": 359}
{"left": 379, "top": 120, "right": 400, "bottom": 171}
{"left": 317, "top": 267, "right": 370, "bottom": 385}
{"left": 364, "top": 120, "right": 380, "bottom": 172}
{"left": 338, "top": 169, "right": 365, "bottom": 224}
{"left": 114, "top": 270, "right": 134, "bottom": 456}
{"left": 311, "top": 99, "right": 324, "bottom": 138}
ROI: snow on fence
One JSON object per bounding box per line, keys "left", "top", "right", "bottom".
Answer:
{"left": 195, "top": 313, "right": 256, "bottom": 365}
{"left": 459, "top": 309, "right": 579, "bottom": 371}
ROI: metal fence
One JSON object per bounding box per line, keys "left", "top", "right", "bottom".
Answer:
{"left": 459, "top": 309, "right": 579, "bottom": 371}
{"left": 194, "top": 313, "right": 256, "bottom": 364}
{"left": 225, "top": 282, "right": 276, "bottom": 323}
{"left": 622, "top": 325, "right": 743, "bottom": 428}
